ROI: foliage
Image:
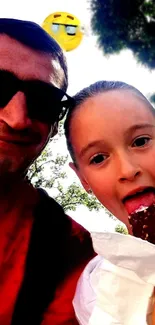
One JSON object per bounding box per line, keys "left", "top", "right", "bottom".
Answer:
{"left": 27, "top": 123, "right": 104, "bottom": 212}
{"left": 90, "top": 0, "right": 155, "bottom": 69}
{"left": 54, "top": 182, "right": 102, "bottom": 211}
{"left": 115, "top": 224, "right": 128, "bottom": 234}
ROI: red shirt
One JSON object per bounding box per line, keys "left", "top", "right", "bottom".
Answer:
{"left": 0, "top": 185, "right": 93, "bottom": 324}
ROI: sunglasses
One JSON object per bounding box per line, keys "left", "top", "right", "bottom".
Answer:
{"left": 52, "top": 23, "right": 78, "bottom": 35}
{"left": 0, "top": 69, "right": 73, "bottom": 124}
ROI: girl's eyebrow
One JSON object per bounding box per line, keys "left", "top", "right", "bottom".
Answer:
{"left": 79, "top": 124, "right": 155, "bottom": 158}
{"left": 79, "top": 140, "right": 105, "bottom": 158}
{"left": 125, "top": 123, "right": 155, "bottom": 136}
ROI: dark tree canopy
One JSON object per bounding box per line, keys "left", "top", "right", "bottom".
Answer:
{"left": 90, "top": 0, "right": 155, "bottom": 69}
{"left": 150, "top": 93, "right": 155, "bottom": 104}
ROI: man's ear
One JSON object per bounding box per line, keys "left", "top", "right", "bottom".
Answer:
{"left": 69, "top": 162, "right": 90, "bottom": 193}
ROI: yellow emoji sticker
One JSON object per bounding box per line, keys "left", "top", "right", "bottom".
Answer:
{"left": 42, "top": 12, "right": 83, "bottom": 51}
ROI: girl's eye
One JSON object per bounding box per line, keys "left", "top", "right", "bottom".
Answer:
{"left": 132, "top": 136, "right": 151, "bottom": 147}
{"left": 90, "top": 154, "right": 107, "bottom": 165}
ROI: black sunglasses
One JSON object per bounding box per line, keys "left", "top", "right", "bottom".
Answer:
{"left": 0, "top": 69, "right": 74, "bottom": 124}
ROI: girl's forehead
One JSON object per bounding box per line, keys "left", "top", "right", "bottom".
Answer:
{"left": 73, "top": 89, "right": 152, "bottom": 120}
{"left": 70, "top": 89, "right": 154, "bottom": 139}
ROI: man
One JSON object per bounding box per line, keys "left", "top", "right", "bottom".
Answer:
{"left": 0, "top": 19, "right": 94, "bottom": 325}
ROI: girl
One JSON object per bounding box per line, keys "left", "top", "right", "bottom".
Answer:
{"left": 64, "top": 81, "right": 155, "bottom": 325}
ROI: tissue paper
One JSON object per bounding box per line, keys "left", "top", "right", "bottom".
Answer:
{"left": 73, "top": 233, "right": 155, "bottom": 325}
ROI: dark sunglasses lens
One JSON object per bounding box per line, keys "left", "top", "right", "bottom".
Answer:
{"left": 0, "top": 71, "right": 71, "bottom": 123}
{"left": 0, "top": 71, "right": 18, "bottom": 107}
{"left": 26, "top": 82, "right": 67, "bottom": 124}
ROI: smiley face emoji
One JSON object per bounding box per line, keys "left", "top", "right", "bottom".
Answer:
{"left": 42, "top": 12, "right": 83, "bottom": 51}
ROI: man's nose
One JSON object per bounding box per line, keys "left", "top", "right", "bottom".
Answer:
{"left": 0, "top": 91, "right": 32, "bottom": 130}
{"left": 117, "top": 152, "right": 141, "bottom": 182}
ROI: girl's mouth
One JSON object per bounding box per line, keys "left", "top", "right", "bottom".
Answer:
{"left": 123, "top": 187, "right": 155, "bottom": 215}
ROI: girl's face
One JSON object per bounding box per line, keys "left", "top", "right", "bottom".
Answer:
{"left": 69, "top": 89, "right": 155, "bottom": 232}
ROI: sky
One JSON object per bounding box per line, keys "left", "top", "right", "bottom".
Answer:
{"left": 1, "top": 0, "right": 155, "bottom": 96}
{"left": 1, "top": 0, "right": 155, "bottom": 232}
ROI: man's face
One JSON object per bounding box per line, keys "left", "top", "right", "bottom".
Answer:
{"left": 0, "top": 34, "right": 60, "bottom": 177}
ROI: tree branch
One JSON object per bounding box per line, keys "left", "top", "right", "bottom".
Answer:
{"left": 29, "top": 159, "right": 55, "bottom": 181}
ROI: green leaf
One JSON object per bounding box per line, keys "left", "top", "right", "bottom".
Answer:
{"left": 27, "top": 127, "right": 110, "bottom": 216}
{"left": 115, "top": 224, "right": 128, "bottom": 234}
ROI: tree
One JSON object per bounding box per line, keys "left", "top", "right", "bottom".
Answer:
{"left": 150, "top": 93, "right": 155, "bottom": 105}
{"left": 27, "top": 123, "right": 104, "bottom": 212}
{"left": 90, "top": 0, "right": 155, "bottom": 69}
{"left": 115, "top": 224, "right": 128, "bottom": 234}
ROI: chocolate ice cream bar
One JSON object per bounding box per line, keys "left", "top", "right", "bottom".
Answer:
{"left": 128, "top": 204, "right": 155, "bottom": 244}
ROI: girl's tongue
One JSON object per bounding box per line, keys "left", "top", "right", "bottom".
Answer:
{"left": 124, "top": 190, "right": 155, "bottom": 215}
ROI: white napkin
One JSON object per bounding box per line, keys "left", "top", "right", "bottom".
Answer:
{"left": 73, "top": 232, "right": 155, "bottom": 325}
